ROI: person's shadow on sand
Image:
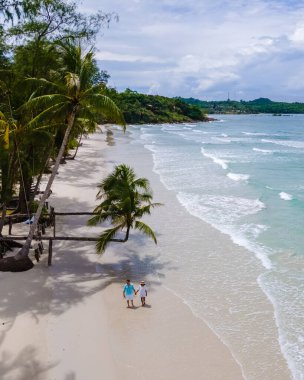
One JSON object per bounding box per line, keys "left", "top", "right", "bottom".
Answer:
{"left": 127, "top": 304, "right": 152, "bottom": 309}
{"left": 127, "top": 306, "right": 141, "bottom": 310}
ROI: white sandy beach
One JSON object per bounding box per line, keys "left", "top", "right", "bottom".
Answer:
{"left": 0, "top": 131, "right": 246, "bottom": 380}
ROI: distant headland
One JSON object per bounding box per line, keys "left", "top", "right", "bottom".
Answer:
{"left": 108, "top": 91, "right": 304, "bottom": 124}
{"left": 179, "top": 97, "right": 304, "bottom": 114}
{"left": 106, "top": 89, "right": 210, "bottom": 124}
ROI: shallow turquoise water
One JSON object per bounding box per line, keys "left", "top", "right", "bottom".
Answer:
{"left": 125, "top": 114, "right": 304, "bottom": 379}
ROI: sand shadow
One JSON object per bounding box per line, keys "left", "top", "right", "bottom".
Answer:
{"left": 0, "top": 345, "right": 58, "bottom": 380}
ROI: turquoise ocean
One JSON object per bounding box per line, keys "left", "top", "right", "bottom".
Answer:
{"left": 107, "top": 115, "right": 304, "bottom": 379}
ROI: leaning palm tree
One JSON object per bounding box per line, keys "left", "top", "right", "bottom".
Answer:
{"left": 88, "top": 164, "right": 162, "bottom": 253}
{"left": 12, "top": 43, "right": 125, "bottom": 264}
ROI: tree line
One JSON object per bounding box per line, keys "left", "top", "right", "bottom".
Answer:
{"left": 0, "top": 0, "right": 167, "bottom": 271}
{"left": 181, "top": 97, "right": 304, "bottom": 114}
{"left": 0, "top": 0, "right": 126, "bottom": 270}
{"left": 107, "top": 88, "right": 210, "bottom": 124}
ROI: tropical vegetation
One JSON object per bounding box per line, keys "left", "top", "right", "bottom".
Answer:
{"left": 88, "top": 164, "right": 162, "bottom": 253}
{"left": 107, "top": 89, "right": 210, "bottom": 124}
{"left": 0, "top": 0, "right": 125, "bottom": 270}
{"left": 180, "top": 97, "right": 304, "bottom": 114}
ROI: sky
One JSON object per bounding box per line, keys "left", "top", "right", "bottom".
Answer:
{"left": 81, "top": 0, "right": 304, "bottom": 101}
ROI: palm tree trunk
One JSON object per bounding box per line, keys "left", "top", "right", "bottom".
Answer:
{"left": 124, "top": 224, "right": 131, "bottom": 242}
{"left": 0, "top": 203, "right": 7, "bottom": 235}
{"left": 72, "top": 131, "right": 83, "bottom": 160}
{"left": 31, "top": 144, "right": 54, "bottom": 202}
{"left": 15, "top": 108, "right": 77, "bottom": 259}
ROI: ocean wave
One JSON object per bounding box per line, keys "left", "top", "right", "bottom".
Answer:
{"left": 177, "top": 192, "right": 271, "bottom": 269}
{"left": 193, "top": 129, "right": 209, "bottom": 134}
{"left": 253, "top": 147, "right": 274, "bottom": 154}
{"left": 258, "top": 267, "right": 304, "bottom": 380}
{"left": 242, "top": 132, "right": 267, "bottom": 136}
{"left": 201, "top": 148, "right": 229, "bottom": 169}
{"left": 279, "top": 192, "right": 293, "bottom": 201}
{"left": 262, "top": 139, "right": 304, "bottom": 149}
{"left": 227, "top": 173, "right": 250, "bottom": 182}
{"left": 212, "top": 136, "right": 232, "bottom": 143}
{"left": 177, "top": 192, "right": 265, "bottom": 223}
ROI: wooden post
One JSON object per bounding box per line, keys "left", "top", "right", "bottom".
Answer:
{"left": 48, "top": 239, "right": 53, "bottom": 266}
{"left": 8, "top": 217, "right": 12, "bottom": 235}
{"left": 53, "top": 213, "right": 56, "bottom": 237}
{"left": 50, "top": 207, "right": 54, "bottom": 225}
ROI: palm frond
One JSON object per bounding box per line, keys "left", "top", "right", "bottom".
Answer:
{"left": 96, "top": 225, "right": 123, "bottom": 254}
{"left": 87, "top": 211, "right": 112, "bottom": 226}
{"left": 27, "top": 102, "right": 69, "bottom": 128}
{"left": 135, "top": 221, "right": 157, "bottom": 244}
{"left": 24, "top": 78, "right": 64, "bottom": 93}
{"left": 83, "top": 93, "right": 126, "bottom": 128}
{"left": 133, "top": 177, "right": 150, "bottom": 190}
{"left": 4, "top": 125, "right": 9, "bottom": 149}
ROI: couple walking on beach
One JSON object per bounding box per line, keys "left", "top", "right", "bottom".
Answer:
{"left": 123, "top": 279, "right": 148, "bottom": 307}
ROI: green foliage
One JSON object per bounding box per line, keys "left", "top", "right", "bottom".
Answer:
{"left": 0, "top": 0, "right": 119, "bottom": 217}
{"left": 30, "top": 199, "right": 47, "bottom": 215}
{"left": 181, "top": 97, "right": 304, "bottom": 114}
{"left": 106, "top": 88, "right": 209, "bottom": 124}
{"left": 88, "top": 164, "right": 162, "bottom": 253}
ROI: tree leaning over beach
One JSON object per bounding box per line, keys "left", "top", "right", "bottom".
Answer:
{"left": 88, "top": 164, "right": 162, "bottom": 254}
{"left": 0, "top": 41, "right": 125, "bottom": 271}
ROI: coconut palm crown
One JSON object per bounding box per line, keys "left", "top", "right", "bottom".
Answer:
{"left": 88, "top": 164, "right": 162, "bottom": 253}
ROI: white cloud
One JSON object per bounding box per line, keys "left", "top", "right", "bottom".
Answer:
{"left": 95, "top": 51, "right": 166, "bottom": 63}
{"left": 82, "top": 0, "right": 304, "bottom": 100}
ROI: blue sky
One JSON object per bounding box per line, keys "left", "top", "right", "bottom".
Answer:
{"left": 82, "top": 0, "right": 304, "bottom": 101}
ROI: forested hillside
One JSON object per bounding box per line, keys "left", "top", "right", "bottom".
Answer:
{"left": 106, "top": 89, "right": 209, "bottom": 124}
{"left": 181, "top": 97, "right": 304, "bottom": 114}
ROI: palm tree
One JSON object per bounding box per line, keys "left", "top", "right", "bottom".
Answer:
{"left": 0, "top": 111, "right": 11, "bottom": 234}
{"left": 88, "top": 164, "right": 162, "bottom": 253}
{"left": 13, "top": 42, "right": 125, "bottom": 260}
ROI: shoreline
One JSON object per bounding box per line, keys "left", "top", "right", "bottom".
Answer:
{"left": 105, "top": 125, "right": 292, "bottom": 379}
{"left": 0, "top": 131, "right": 245, "bottom": 380}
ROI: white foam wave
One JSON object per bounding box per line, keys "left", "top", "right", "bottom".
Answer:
{"left": 262, "top": 139, "right": 304, "bottom": 149}
{"left": 177, "top": 192, "right": 271, "bottom": 269}
{"left": 242, "top": 132, "right": 266, "bottom": 136}
{"left": 212, "top": 136, "right": 232, "bottom": 143}
{"left": 201, "top": 148, "right": 229, "bottom": 169}
{"left": 253, "top": 147, "right": 273, "bottom": 154}
{"left": 193, "top": 129, "right": 209, "bottom": 134}
{"left": 227, "top": 173, "right": 250, "bottom": 182}
{"left": 279, "top": 192, "right": 293, "bottom": 201}
{"left": 258, "top": 271, "right": 304, "bottom": 380}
